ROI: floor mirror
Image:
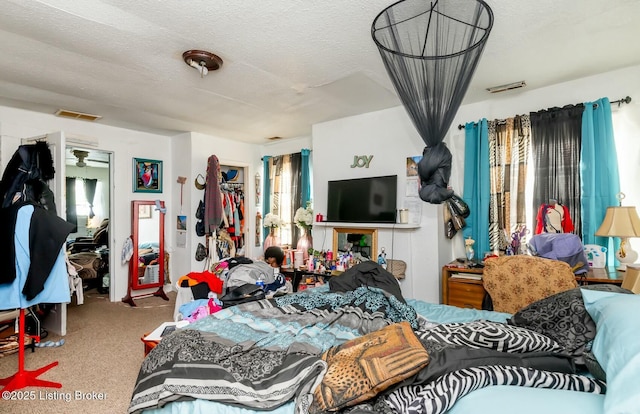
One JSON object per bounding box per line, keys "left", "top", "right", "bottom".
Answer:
{"left": 122, "top": 200, "right": 169, "bottom": 306}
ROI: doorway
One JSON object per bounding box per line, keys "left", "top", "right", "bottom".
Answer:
{"left": 65, "top": 147, "right": 112, "bottom": 297}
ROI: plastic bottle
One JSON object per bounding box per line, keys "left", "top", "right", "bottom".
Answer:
{"left": 256, "top": 274, "right": 265, "bottom": 289}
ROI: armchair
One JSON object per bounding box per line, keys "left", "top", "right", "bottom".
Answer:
{"left": 68, "top": 218, "right": 108, "bottom": 253}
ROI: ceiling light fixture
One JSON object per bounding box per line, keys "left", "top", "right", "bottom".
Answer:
{"left": 486, "top": 80, "right": 527, "bottom": 93}
{"left": 182, "top": 50, "right": 223, "bottom": 78}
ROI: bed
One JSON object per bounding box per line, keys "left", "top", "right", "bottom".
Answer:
{"left": 129, "top": 264, "right": 640, "bottom": 414}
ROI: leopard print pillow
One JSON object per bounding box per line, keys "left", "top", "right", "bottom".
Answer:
{"left": 309, "top": 321, "right": 429, "bottom": 413}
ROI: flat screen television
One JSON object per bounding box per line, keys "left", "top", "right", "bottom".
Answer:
{"left": 327, "top": 175, "right": 398, "bottom": 223}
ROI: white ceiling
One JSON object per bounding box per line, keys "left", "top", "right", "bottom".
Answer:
{"left": 1, "top": 0, "right": 639, "bottom": 144}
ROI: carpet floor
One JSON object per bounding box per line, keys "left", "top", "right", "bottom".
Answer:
{"left": 0, "top": 289, "right": 176, "bottom": 414}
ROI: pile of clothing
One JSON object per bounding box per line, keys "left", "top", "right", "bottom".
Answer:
{"left": 178, "top": 298, "right": 223, "bottom": 323}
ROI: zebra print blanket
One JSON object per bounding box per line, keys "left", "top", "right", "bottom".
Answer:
{"left": 339, "top": 320, "right": 607, "bottom": 414}
{"left": 385, "top": 365, "right": 606, "bottom": 414}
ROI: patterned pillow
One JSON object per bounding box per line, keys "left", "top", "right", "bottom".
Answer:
{"left": 308, "top": 321, "right": 429, "bottom": 413}
{"left": 508, "top": 284, "right": 632, "bottom": 362}
{"left": 415, "top": 320, "right": 562, "bottom": 353}
{"left": 483, "top": 255, "right": 578, "bottom": 314}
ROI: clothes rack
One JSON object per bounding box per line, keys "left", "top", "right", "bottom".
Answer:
{"left": 0, "top": 309, "right": 61, "bottom": 391}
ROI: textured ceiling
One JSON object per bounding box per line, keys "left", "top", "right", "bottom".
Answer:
{"left": 0, "top": 0, "right": 639, "bottom": 144}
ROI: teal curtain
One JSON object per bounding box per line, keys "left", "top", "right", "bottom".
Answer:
{"left": 581, "top": 97, "right": 620, "bottom": 265}
{"left": 301, "top": 149, "right": 311, "bottom": 206}
{"left": 262, "top": 156, "right": 271, "bottom": 242}
{"left": 462, "top": 119, "right": 490, "bottom": 257}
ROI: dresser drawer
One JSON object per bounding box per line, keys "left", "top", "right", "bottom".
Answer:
{"left": 447, "top": 279, "right": 485, "bottom": 309}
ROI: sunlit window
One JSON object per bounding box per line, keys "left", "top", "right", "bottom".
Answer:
{"left": 271, "top": 160, "right": 293, "bottom": 246}
{"left": 75, "top": 179, "right": 104, "bottom": 227}
{"left": 265, "top": 151, "right": 312, "bottom": 248}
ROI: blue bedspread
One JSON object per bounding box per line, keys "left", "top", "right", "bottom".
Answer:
{"left": 139, "top": 289, "right": 605, "bottom": 414}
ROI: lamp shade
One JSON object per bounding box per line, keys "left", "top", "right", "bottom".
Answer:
{"left": 595, "top": 206, "right": 640, "bottom": 237}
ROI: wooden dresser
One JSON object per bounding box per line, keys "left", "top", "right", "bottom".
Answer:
{"left": 441, "top": 262, "right": 625, "bottom": 310}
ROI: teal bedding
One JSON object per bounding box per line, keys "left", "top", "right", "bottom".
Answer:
{"left": 448, "top": 385, "right": 604, "bottom": 414}
{"left": 141, "top": 294, "right": 604, "bottom": 414}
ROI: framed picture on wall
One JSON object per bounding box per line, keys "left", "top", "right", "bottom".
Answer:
{"left": 406, "top": 155, "right": 422, "bottom": 177}
{"left": 133, "top": 158, "right": 163, "bottom": 193}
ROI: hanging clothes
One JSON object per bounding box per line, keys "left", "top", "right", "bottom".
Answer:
{"left": 219, "top": 177, "right": 246, "bottom": 251}
{"left": 0, "top": 202, "right": 74, "bottom": 299}
{"left": 0, "top": 141, "right": 56, "bottom": 210}
{"left": 203, "top": 155, "right": 223, "bottom": 235}
{"left": 0, "top": 204, "right": 72, "bottom": 309}
{"left": 535, "top": 201, "right": 574, "bottom": 234}
{"left": 122, "top": 236, "right": 134, "bottom": 264}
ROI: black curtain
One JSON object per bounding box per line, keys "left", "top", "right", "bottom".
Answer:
{"left": 289, "top": 153, "right": 302, "bottom": 247}
{"left": 66, "top": 177, "right": 77, "bottom": 232}
{"left": 84, "top": 178, "right": 97, "bottom": 218}
{"left": 530, "top": 105, "right": 584, "bottom": 237}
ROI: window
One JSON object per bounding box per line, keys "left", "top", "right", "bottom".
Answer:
{"left": 264, "top": 150, "right": 312, "bottom": 247}
{"left": 74, "top": 179, "right": 104, "bottom": 229}
{"left": 268, "top": 155, "right": 296, "bottom": 246}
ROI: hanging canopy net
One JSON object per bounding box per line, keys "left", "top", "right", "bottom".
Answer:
{"left": 372, "top": 0, "right": 493, "bottom": 203}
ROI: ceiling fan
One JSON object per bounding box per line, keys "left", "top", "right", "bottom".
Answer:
{"left": 69, "top": 149, "right": 109, "bottom": 168}
{"left": 73, "top": 150, "right": 89, "bottom": 167}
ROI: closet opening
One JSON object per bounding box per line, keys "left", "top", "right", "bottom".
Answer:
{"left": 217, "top": 165, "right": 248, "bottom": 258}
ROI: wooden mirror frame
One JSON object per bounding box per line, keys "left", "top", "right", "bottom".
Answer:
{"left": 332, "top": 227, "right": 378, "bottom": 260}
{"left": 122, "top": 200, "right": 169, "bottom": 306}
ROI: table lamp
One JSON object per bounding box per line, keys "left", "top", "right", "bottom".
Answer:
{"left": 621, "top": 264, "right": 640, "bottom": 293}
{"left": 595, "top": 195, "right": 640, "bottom": 271}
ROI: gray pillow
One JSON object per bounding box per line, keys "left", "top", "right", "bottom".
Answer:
{"left": 508, "top": 284, "right": 631, "bottom": 363}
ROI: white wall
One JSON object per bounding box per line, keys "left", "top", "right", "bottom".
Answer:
{"left": 312, "top": 63, "right": 640, "bottom": 304}
{"left": 169, "top": 133, "right": 192, "bottom": 287}
{"left": 312, "top": 107, "right": 446, "bottom": 303}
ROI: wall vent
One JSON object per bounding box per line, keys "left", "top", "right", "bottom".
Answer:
{"left": 486, "top": 80, "right": 526, "bottom": 94}
{"left": 55, "top": 109, "right": 102, "bottom": 121}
